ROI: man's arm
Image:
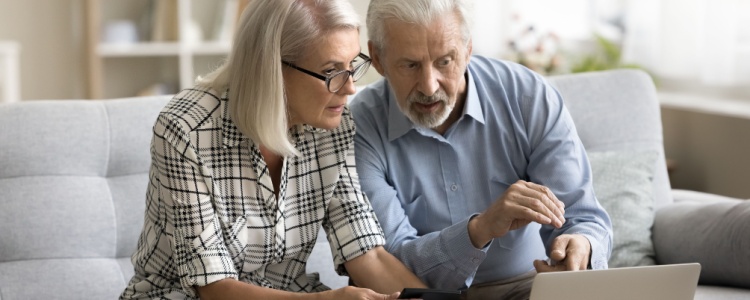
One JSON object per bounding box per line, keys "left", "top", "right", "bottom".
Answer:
{"left": 522, "top": 80, "right": 613, "bottom": 270}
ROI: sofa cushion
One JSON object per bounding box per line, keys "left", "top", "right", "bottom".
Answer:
{"left": 654, "top": 198, "right": 750, "bottom": 289}
{"left": 0, "top": 97, "right": 169, "bottom": 300}
{"left": 0, "top": 176, "right": 117, "bottom": 261}
{"left": 0, "top": 258, "right": 128, "bottom": 300}
{"left": 0, "top": 101, "right": 109, "bottom": 178}
{"left": 548, "top": 70, "right": 673, "bottom": 210}
{"left": 588, "top": 151, "right": 658, "bottom": 267}
{"left": 695, "top": 285, "right": 750, "bottom": 300}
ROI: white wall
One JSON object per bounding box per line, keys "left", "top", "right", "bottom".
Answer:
{"left": 662, "top": 107, "right": 750, "bottom": 199}
{"left": 0, "top": 0, "right": 747, "bottom": 198}
{"left": 0, "top": 0, "right": 87, "bottom": 100}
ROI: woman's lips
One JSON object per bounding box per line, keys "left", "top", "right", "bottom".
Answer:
{"left": 326, "top": 104, "right": 345, "bottom": 113}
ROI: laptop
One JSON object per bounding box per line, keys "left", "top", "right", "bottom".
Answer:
{"left": 529, "top": 263, "right": 701, "bottom": 300}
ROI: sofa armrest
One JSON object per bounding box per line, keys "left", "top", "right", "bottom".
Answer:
{"left": 653, "top": 189, "right": 750, "bottom": 288}
{"left": 671, "top": 189, "right": 748, "bottom": 203}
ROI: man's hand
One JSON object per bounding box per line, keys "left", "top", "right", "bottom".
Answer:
{"left": 533, "top": 234, "right": 591, "bottom": 272}
{"left": 468, "top": 180, "right": 565, "bottom": 248}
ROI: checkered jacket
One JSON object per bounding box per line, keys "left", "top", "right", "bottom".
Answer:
{"left": 120, "top": 87, "right": 385, "bottom": 299}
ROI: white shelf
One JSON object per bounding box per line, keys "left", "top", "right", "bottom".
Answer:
{"left": 86, "top": 0, "right": 238, "bottom": 99}
{"left": 97, "top": 42, "right": 181, "bottom": 57}
{"left": 97, "top": 42, "right": 230, "bottom": 57}
{"left": 192, "top": 42, "right": 232, "bottom": 55}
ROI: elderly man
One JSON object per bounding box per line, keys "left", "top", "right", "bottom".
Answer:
{"left": 349, "top": 0, "right": 613, "bottom": 299}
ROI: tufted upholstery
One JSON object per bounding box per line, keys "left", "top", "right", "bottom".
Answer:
{"left": 0, "top": 96, "right": 169, "bottom": 299}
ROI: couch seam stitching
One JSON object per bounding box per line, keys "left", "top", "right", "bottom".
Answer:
{"left": 102, "top": 103, "right": 119, "bottom": 260}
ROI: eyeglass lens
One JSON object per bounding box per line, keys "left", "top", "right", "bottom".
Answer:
{"left": 328, "top": 59, "right": 371, "bottom": 92}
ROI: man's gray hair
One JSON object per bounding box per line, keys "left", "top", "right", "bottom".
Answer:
{"left": 198, "top": 0, "right": 360, "bottom": 157}
{"left": 367, "top": 0, "right": 472, "bottom": 54}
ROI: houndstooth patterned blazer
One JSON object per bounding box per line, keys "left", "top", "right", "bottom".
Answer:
{"left": 121, "top": 86, "right": 385, "bottom": 299}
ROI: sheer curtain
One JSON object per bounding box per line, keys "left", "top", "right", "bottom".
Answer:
{"left": 470, "top": 0, "right": 596, "bottom": 74}
{"left": 471, "top": 0, "right": 746, "bottom": 86}
{"left": 623, "top": 0, "right": 743, "bottom": 86}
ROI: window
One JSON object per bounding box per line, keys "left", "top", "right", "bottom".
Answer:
{"left": 471, "top": 0, "right": 750, "bottom": 99}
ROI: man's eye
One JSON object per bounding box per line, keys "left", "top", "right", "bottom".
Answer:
{"left": 438, "top": 59, "right": 452, "bottom": 66}
{"left": 323, "top": 68, "right": 337, "bottom": 75}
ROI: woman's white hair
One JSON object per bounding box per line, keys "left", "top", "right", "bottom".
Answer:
{"left": 197, "top": 0, "right": 360, "bottom": 157}
{"left": 366, "top": 0, "right": 472, "bottom": 55}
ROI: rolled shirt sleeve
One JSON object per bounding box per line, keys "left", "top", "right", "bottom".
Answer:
{"left": 323, "top": 133, "right": 386, "bottom": 275}
{"left": 154, "top": 115, "right": 237, "bottom": 297}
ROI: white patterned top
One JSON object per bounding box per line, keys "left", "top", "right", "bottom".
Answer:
{"left": 121, "top": 86, "right": 385, "bottom": 299}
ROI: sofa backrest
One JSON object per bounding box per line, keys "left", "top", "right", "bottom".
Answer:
{"left": 548, "top": 69, "right": 673, "bottom": 209}
{"left": 0, "top": 69, "right": 671, "bottom": 299}
{"left": 0, "top": 96, "right": 170, "bottom": 300}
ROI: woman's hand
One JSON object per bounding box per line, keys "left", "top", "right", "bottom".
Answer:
{"left": 325, "top": 286, "right": 401, "bottom": 300}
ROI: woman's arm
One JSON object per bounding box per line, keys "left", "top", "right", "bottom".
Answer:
{"left": 345, "top": 246, "right": 428, "bottom": 294}
{"left": 197, "top": 280, "right": 312, "bottom": 300}
{"left": 196, "top": 278, "right": 401, "bottom": 300}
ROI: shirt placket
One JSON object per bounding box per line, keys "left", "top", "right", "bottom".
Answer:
{"left": 273, "top": 156, "right": 289, "bottom": 264}
{"left": 249, "top": 143, "right": 284, "bottom": 269}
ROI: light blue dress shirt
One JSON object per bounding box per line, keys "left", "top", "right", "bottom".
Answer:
{"left": 350, "top": 56, "right": 613, "bottom": 289}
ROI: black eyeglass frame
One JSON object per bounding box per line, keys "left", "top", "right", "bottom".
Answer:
{"left": 282, "top": 53, "right": 371, "bottom": 93}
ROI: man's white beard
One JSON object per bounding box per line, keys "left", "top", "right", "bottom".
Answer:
{"left": 401, "top": 90, "right": 454, "bottom": 129}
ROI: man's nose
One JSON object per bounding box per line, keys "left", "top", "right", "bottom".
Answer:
{"left": 417, "top": 66, "right": 439, "bottom": 96}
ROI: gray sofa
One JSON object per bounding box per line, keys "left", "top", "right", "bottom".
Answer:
{"left": 1, "top": 69, "right": 747, "bottom": 299}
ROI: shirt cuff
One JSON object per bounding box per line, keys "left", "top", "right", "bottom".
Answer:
{"left": 178, "top": 216, "right": 239, "bottom": 298}
{"left": 440, "top": 215, "right": 490, "bottom": 281}
{"left": 581, "top": 233, "right": 609, "bottom": 269}
{"left": 179, "top": 249, "right": 238, "bottom": 298}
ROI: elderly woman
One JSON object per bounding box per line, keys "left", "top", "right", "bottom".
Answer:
{"left": 119, "top": 0, "right": 425, "bottom": 299}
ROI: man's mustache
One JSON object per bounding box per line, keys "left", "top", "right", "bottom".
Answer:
{"left": 408, "top": 90, "right": 449, "bottom": 104}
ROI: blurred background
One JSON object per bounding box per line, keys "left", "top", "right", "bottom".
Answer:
{"left": 0, "top": 0, "right": 748, "bottom": 198}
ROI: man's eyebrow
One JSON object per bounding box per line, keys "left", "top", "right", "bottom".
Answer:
{"left": 441, "top": 49, "right": 458, "bottom": 57}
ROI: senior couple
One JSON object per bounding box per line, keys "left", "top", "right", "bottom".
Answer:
{"left": 120, "top": 0, "right": 612, "bottom": 299}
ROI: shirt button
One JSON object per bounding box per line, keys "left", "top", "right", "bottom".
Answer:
{"left": 451, "top": 184, "right": 458, "bottom": 191}
{"left": 471, "top": 257, "right": 479, "bottom": 263}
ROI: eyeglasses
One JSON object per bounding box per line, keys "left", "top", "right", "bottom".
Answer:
{"left": 282, "top": 53, "right": 371, "bottom": 93}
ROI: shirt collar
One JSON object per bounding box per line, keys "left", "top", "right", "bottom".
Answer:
{"left": 220, "top": 89, "right": 246, "bottom": 148}
{"left": 463, "top": 67, "right": 485, "bottom": 125}
{"left": 387, "top": 64, "right": 485, "bottom": 141}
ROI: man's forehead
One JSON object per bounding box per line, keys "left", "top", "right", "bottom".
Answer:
{"left": 382, "top": 16, "right": 463, "bottom": 48}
